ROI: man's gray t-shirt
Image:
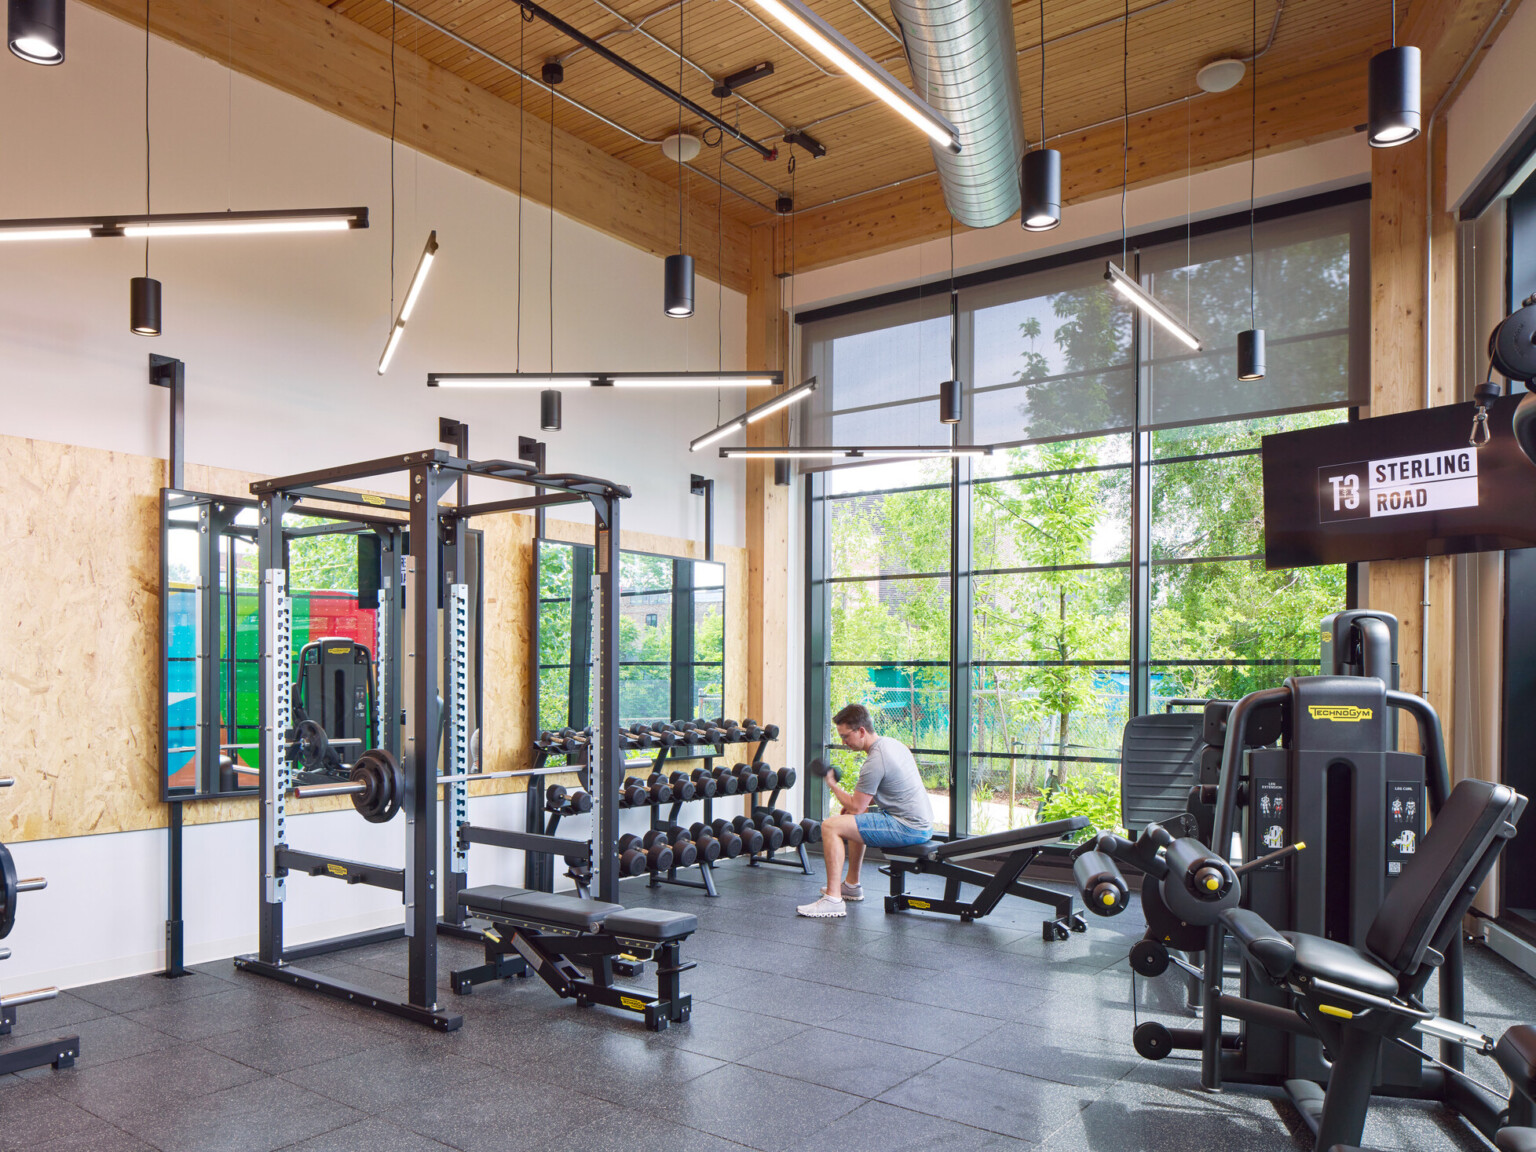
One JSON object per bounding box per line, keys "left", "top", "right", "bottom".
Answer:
{"left": 854, "top": 737, "right": 933, "bottom": 831}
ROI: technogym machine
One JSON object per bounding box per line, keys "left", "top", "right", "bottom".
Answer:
{"left": 236, "top": 448, "right": 630, "bottom": 1031}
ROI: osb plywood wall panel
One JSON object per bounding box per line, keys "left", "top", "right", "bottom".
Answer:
{"left": 0, "top": 435, "right": 750, "bottom": 842}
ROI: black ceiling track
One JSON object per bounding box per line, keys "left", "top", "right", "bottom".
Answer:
{"left": 517, "top": 0, "right": 778, "bottom": 162}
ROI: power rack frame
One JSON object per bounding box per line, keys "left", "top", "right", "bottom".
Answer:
{"left": 235, "top": 448, "right": 629, "bottom": 1031}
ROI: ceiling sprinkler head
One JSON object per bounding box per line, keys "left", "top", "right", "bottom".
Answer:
{"left": 1196, "top": 58, "right": 1246, "bottom": 94}
{"left": 662, "top": 133, "right": 703, "bottom": 163}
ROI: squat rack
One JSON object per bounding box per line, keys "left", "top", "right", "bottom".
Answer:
{"left": 237, "top": 448, "right": 628, "bottom": 1031}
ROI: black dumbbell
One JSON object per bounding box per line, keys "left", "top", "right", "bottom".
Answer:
{"left": 665, "top": 772, "right": 697, "bottom": 801}
{"left": 619, "top": 777, "right": 650, "bottom": 807}
{"left": 688, "top": 768, "right": 718, "bottom": 798}
{"left": 753, "top": 763, "right": 778, "bottom": 793}
{"left": 566, "top": 789, "right": 592, "bottom": 815}
{"left": 643, "top": 774, "right": 674, "bottom": 805}
{"left": 714, "top": 817, "right": 761, "bottom": 855}
{"left": 775, "top": 813, "right": 805, "bottom": 848}
{"left": 618, "top": 832, "right": 673, "bottom": 874}
{"left": 649, "top": 722, "right": 684, "bottom": 747}
{"left": 777, "top": 766, "right": 797, "bottom": 789}
{"left": 692, "top": 831, "right": 721, "bottom": 865}
{"left": 800, "top": 818, "right": 822, "bottom": 844}
{"left": 671, "top": 838, "right": 698, "bottom": 868}
{"left": 732, "top": 763, "right": 760, "bottom": 793}
{"left": 808, "top": 757, "right": 841, "bottom": 785}
{"left": 709, "top": 766, "right": 740, "bottom": 795}
{"left": 762, "top": 724, "right": 780, "bottom": 740}
{"left": 545, "top": 783, "right": 573, "bottom": 812}
{"left": 732, "top": 814, "right": 782, "bottom": 852}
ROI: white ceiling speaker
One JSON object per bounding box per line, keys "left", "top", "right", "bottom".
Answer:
{"left": 1196, "top": 58, "right": 1246, "bottom": 94}
{"left": 661, "top": 133, "right": 702, "bottom": 162}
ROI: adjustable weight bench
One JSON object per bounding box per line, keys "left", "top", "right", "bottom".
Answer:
{"left": 451, "top": 886, "right": 696, "bottom": 1031}
{"left": 883, "top": 816, "right": 1091, "bottom": 939}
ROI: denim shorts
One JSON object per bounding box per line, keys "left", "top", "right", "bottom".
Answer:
{"left": 855, "top": 812, "right": 932, "bottom": 849}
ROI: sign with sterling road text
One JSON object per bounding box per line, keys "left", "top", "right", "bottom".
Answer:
{"left": 1262, "top": 395, "right": 1536, "bottom": 569}
{"left": 1319, "top": 449, "right": 1478, "bottom": 522}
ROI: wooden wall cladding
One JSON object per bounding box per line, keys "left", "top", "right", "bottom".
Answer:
{"left": 0, "top": 434, "right": 748, "bottom": 843}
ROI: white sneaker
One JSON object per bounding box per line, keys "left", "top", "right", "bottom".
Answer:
{"left": 821, "top": 883, "right": 864, "bottom": 902}
{"left": 797, "top": 895, "right": 846, "bottom": 918}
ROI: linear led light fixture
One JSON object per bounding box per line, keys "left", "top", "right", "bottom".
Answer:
{"left": 720, "top": 444, "right": 994, "bottom": 459}
{"left": 378, "top": 230, "right": 438, "bottom": 375}
{"left": 742, "top": 0, "right": 961, "bottom": 154}
{"left": 690, "top": 377, "right": 818, "bottom": 452}
{"left": 0, "top": 206, "right": 368, "bottom": 242}
{"left": 1104, "top": 261, "right": 1202, "bottom": 352}
{"left": 428, "top": 370, "right": 782, "bottom": 389}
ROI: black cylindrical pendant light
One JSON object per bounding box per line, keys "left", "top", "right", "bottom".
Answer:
{"left": 1237, "top": 328, "right": 1265, "bottom": 381}
{"left": 939, "top": 378, "right": 963, "bottom": 424}
{"left": 1021, "top": 149, "right": 1062, "bottom": 232}
{"left": 664, "top": 253, "right": 695, "bottom": 318}
{"left": 8, "top": 0, "right": 64, "bottom": 65}
{"left": 1368, "top": 45, "right": 1420, "bottom": 148}
{"left": 540, "top": 388, "right": 562, "bottom": 431}
{"left": 130, "top": 276, "right": 162, "bottom": 336}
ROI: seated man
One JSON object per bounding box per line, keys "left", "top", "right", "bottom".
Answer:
{"left": 797, "top": 703, "right": 934, "bottom": 918}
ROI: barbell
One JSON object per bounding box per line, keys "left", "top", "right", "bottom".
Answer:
{"left": 0, "top": 842, "right": 48, "bottom": 940}
{"left": 291, "top": 749, "right": 405, "bottom": 823}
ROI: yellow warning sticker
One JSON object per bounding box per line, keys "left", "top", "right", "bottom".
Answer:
{"left": 620, "top": 996, "right": 646, "bottom": 1011}
{"left": 361, "top": 494, "right": 386, "bottom": 506}
{"left": 328, "top": 646, "right": 351, "bottom": 655}
{"left": 1307, "top": 705, "right": 1373, "bottom": 722}
{"left": 908, "top": 899, "right": 931, "bottom": 909}
{"left": 326, "top": 863, "right": 348, "bottom": 877}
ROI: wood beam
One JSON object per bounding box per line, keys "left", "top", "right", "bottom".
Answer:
{"left": 784, "top": 56, "right": 1370, "bottom": 272}
{"left": 745, "top": 222, "right": 790, "bottom": 747}
{"left": 78, "top": 0, "right": 755, "bottom": 293}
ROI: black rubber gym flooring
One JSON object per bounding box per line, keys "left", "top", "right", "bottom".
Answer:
{"left": 4, "top": 860, "right": 1534, "bottom": 1152}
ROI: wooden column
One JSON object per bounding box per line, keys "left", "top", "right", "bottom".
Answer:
{"left": 745, "top": 223, "right": 790, "bottom": 735}
{"left": 1366, "top": 130, "right": 1456, "bottom": 759}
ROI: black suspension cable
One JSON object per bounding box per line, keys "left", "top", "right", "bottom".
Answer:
{"left": 1121, "top": 0, "right": 1128, "bottom": 269}
{"left": 144, "top": 0, "right": 151, "bottom": 278}
{"left": 1249, "top": 0, "right": 1257, "bottom": 328}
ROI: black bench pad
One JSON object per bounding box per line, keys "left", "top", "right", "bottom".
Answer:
{"left": 884, "top": 817, "right": 1090, "bottom": 862}
{"left": 502, "top": 891, "right": 623, "bottom": 930}
{"left": 602, "top": 908, "right": 698, "bottom": 941}
{"left": 458, "top": 885, "right": 528, "bottom": 914}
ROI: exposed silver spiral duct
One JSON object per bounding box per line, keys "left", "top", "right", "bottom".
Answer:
{"left": 889, "top": 0, "right": 1026, "bottom": 228}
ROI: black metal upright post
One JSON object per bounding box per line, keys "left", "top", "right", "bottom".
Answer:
{"left": 407, "top": 461, "right": 451, "bottom": 1009}
{"left": 439, "top": 421, "right": 471, "bottom": 930}
{"left": 804, "top": 471, "right": 830, "bottom": 823}
{"left": 949, "top": 451, "right": 974, "bottom": 838}
{"left": 593, "top": 492, "right": 622, "bottom": 903}
{"left": 255, "top": 489, "right": 294, "bottom": 964}
{"left": 151, "top": 354, "right": 190, "bottom": 978}
{"left": 690, "top": 474, "right": 714, "bottom": 561}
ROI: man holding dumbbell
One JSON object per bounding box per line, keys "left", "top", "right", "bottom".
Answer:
{"left": 798, "top": 703, "right": 933, "bottom": 918}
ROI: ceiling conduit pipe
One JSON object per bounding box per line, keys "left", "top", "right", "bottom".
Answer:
{"left": 888, "top": 0, "right": 1026, "bottom": 227}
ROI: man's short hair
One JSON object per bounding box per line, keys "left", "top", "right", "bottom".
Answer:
{"left": 833, "top": 703, "right": 873, "bottom": 732}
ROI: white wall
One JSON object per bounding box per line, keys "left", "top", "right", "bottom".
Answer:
{"left": 1446, "top": 0, "right": 1536, "bottom": 214}
{"left": 0, "top": 2, "right": 762, "bottom": 992}
{"left": 0, "top": 1, "right": 748, "bottom": 544}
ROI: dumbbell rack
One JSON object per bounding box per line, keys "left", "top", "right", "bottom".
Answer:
{"left": 0, "top": 778, "right": 80, "bottom": 1074}
{"left": 627, "top": 727, "right": 813, "bottom": 897}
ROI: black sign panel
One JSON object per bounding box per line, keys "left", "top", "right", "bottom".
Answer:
{"left": 1262, "top": 395, "right": 1536, "bottom": 568}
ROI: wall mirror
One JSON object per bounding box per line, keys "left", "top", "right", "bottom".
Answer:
{"left": 162, "top": 489, "right": 479, "bottom": 799}
{"left": 536, "top": 540, "right": 725, "bottom": 764}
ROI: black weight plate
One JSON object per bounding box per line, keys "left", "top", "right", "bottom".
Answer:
{"left": 352, "top": 749, "right": 402, "bottom": 823}
{"left": 0, "top": 841, "right": 17, "bottom": 939}
{"left": 295, "top": 719, "right": 327, "bottom": 772}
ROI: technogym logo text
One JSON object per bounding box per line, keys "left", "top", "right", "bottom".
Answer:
{"left": 1307, "top": 705, "right": 1373, "bottom": 722}
{"left": 1318, "top": 448, "right": 1478, "bottom": 523}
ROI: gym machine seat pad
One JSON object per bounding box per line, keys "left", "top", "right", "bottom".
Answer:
{"left": 502, "top": 891, "right": 623, "bottom": 930}
{"left": 882, "top": 816, "right": 1090, "bottom": 862}
{"left": 1498, "top": 1025, "right": 1536, "bottom": 1099}
{"left": 603, "top": 908, "right": 698, "bottom": 941}
{"left": 1282, "top": 931, "right": 1400, "bottom": 998}
{"left": 458, "top": 885, "right": 530, "bottom": 914}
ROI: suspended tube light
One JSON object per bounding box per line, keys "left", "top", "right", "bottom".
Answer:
{"left": 0, "top": 207, "right": 368, "bottom": 241}
{"left": 427, "top": 371, "right": 780, "bottom": 389}
{"left": 720, "top": 444, "right": 993, "bottom": 459}
{"left": 378, "top": 231, "right": 438, "bottom": 375}
{"left": 1368, "top": 45, "right": 1420, "bottom": 147}
{"left": 1105, "top": 261, "right": 1202, "bottom": 352}
{"left": 741, "top": 0, "right": 960, "bottom": 153}
{"left": 130, "top": 276, "right": 162, "bottom": 336}
{"left": 689, "top": 378, "right": 817, "bottom": 452}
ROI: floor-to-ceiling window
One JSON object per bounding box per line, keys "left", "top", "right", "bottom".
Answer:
{"left": 803, "top": 191, "right": 1368, "bottom": 834}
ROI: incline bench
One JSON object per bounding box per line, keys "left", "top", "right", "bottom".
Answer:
{"left": 882, "top": 816, "right": 1091, "bottom": 939}
{"left": 452, "top": 886, "right": 697, "bottom": 1031}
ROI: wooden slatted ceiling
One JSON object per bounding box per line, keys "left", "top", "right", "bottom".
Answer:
{"left": 328, "top": 0, "right": 1383, "bottom": 219}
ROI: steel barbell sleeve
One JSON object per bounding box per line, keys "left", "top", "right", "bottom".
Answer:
{"left": 0, "top": 986, "right": 59, "bottom": 1009}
